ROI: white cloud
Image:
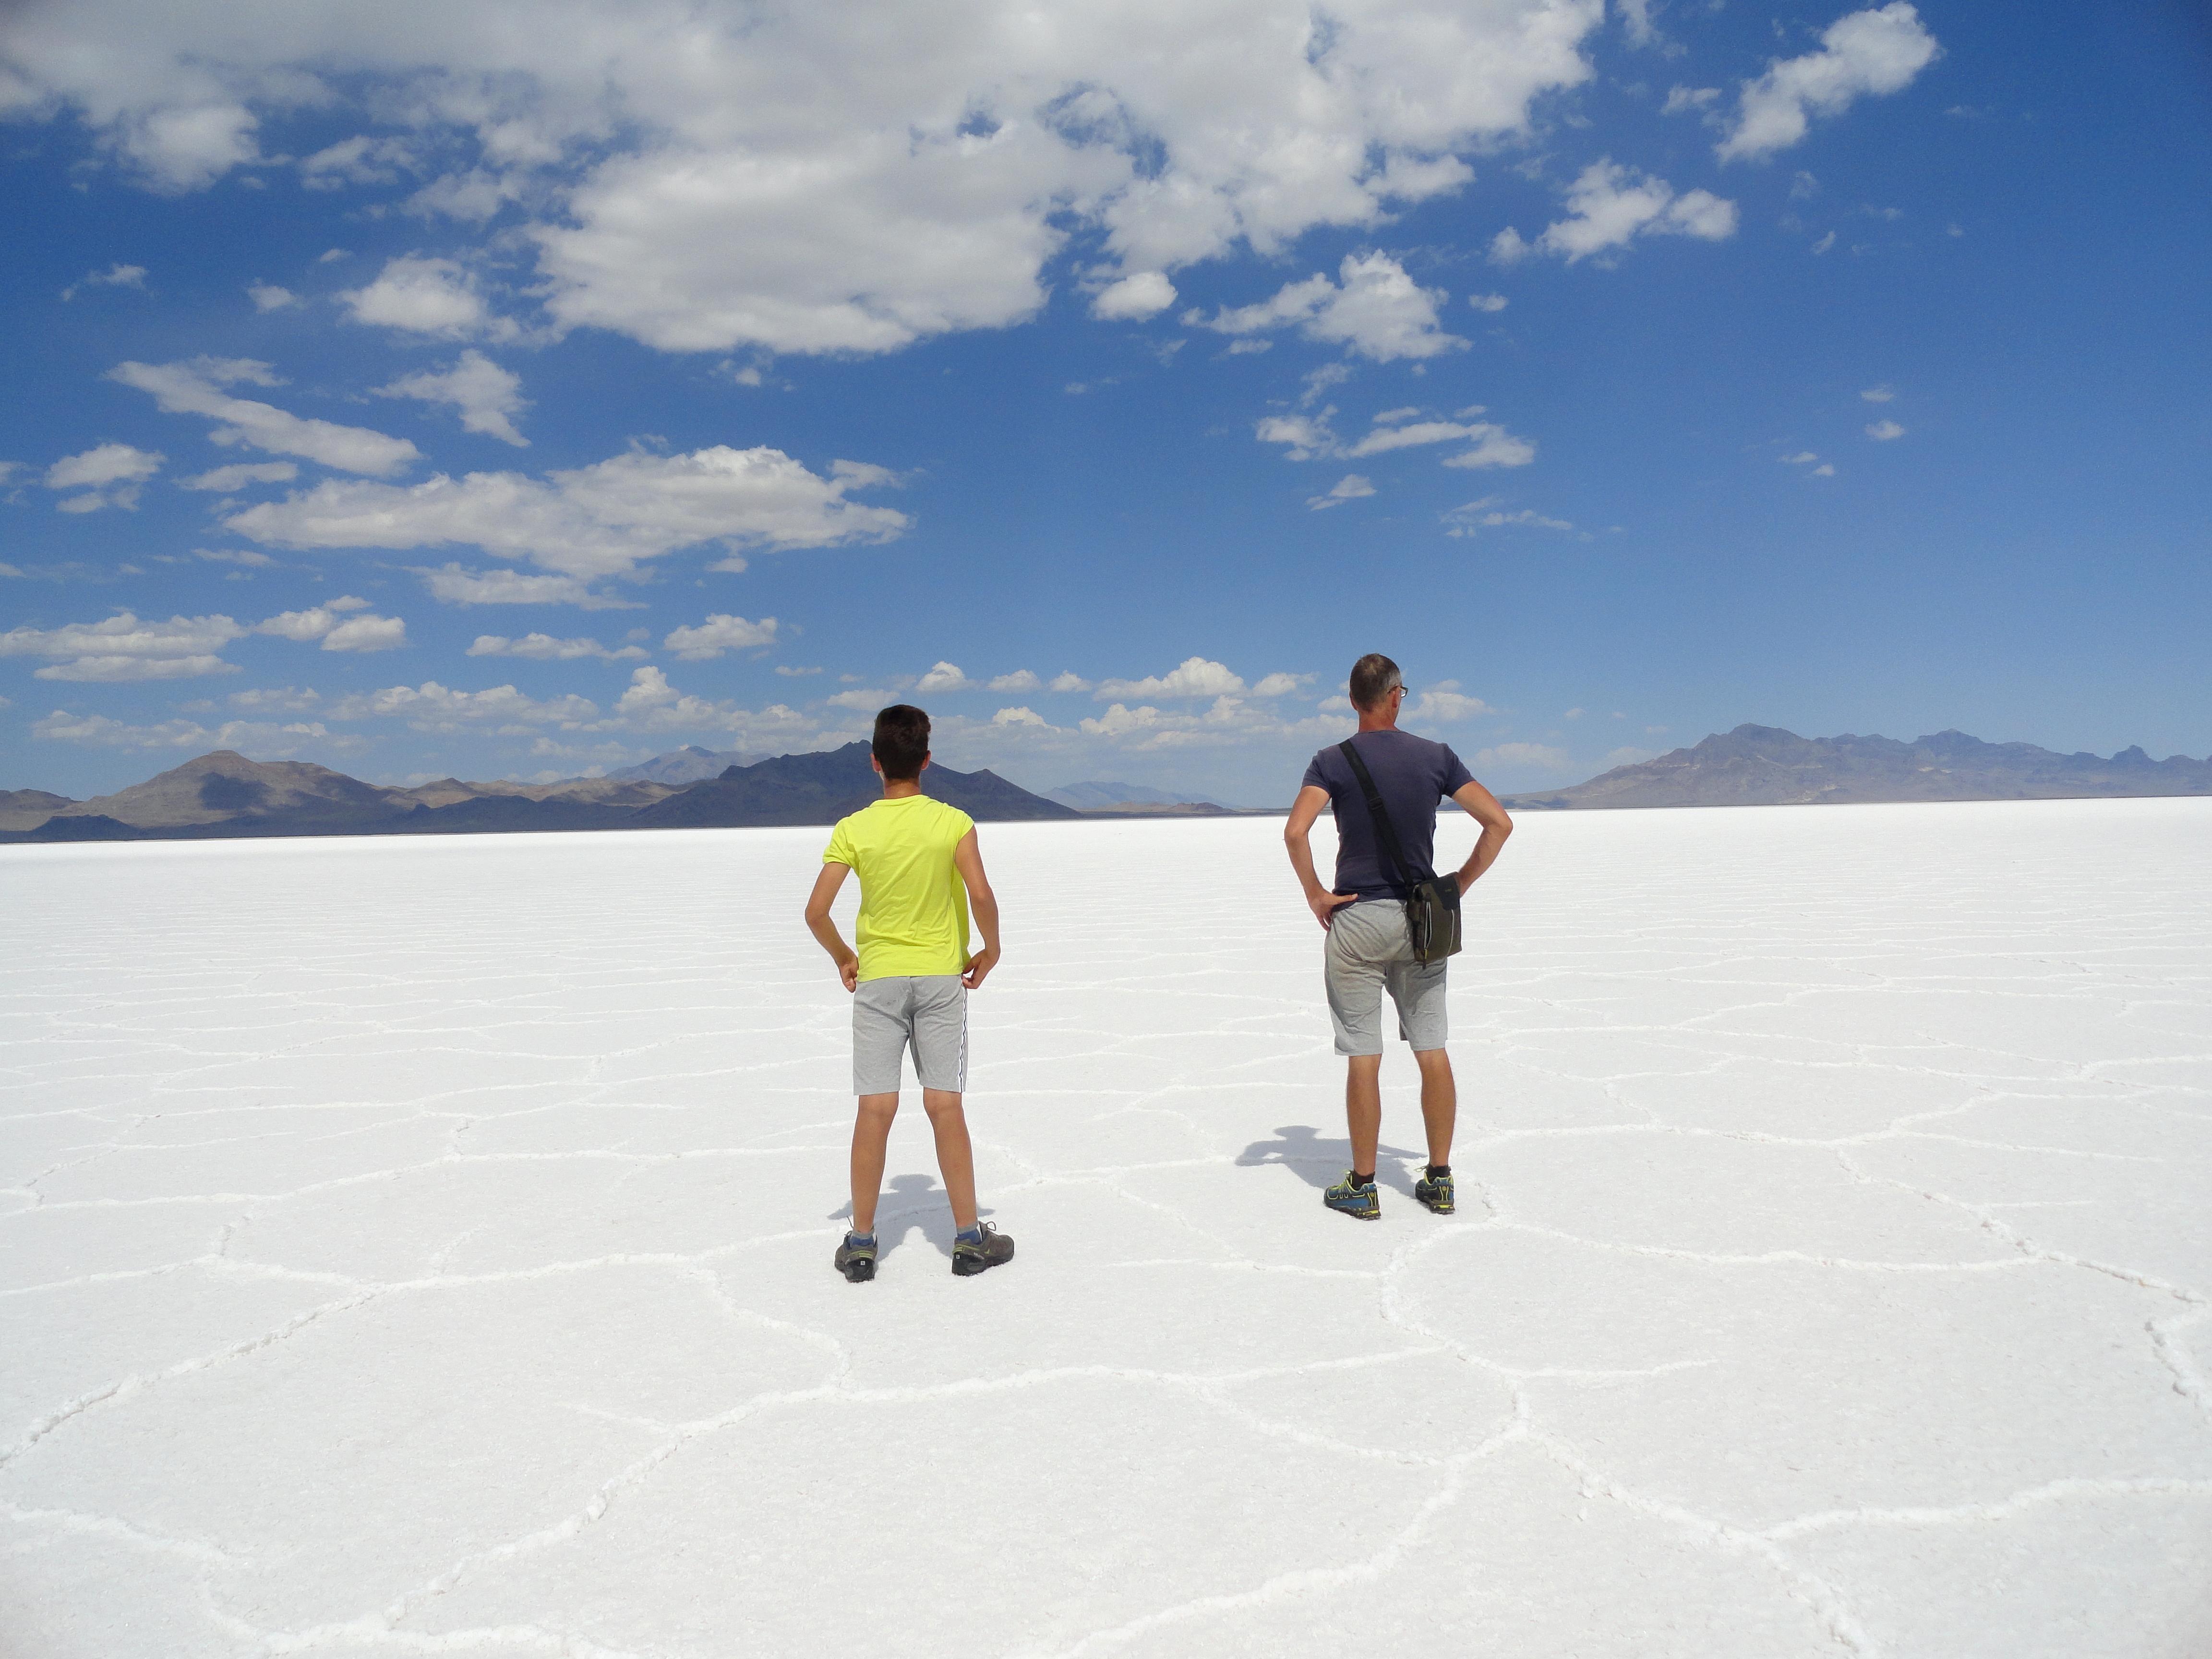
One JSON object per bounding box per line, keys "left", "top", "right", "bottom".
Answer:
{"left": 1475, "top": 741, "right": 1570, "bottom": 769}
{"left": 320, "top": 614, "right": 408, "bottom": 652}
{"left": 300, "top": 134, "right": 417, "bottom": 190}
{"left": 1861, "top": 385, "right": 1895, "bottom": 402}
{"left": 1048, "top": 671, "right": 1092, "bottom": 693}
{"left": 1096, "top": 656, "right": 1245, "bottom": 700}
{"left": 1662, "top": 86, "right": 1720, "bottom": 115}
{"left": 827, "top": 688, "right": 895, "bottom": 711}
{"left": 992, "top": 706, "right": 1048, "bottom": 727}
{"left": 1865, "top": 420, "right": 1906, "bottom": 440}
{"left": 1408, "top": 682, "right": 1490, "bottom": 721}
{"left": 43, "top": 443, "right": 165, "bottom": 514}
{"left": 774, "top": 664, "right": 821, "bottom": 676}
{"left": 1250, "top": 673, "right": 1310, "bottom": 697}
{"left": 1183, "top": 252, "right": 1464, "bottom": 361}
{"left": 1780, "top": 451, "right": 1819, "bottom": 465}
{"left": 1442, "top": 496, "right": 1575, "bottom": 537}
{"left": 255, "top": 598, "right": 405, "bottom": 651}
{"left": 339, "top": 256, "right": 516, "bottom": 341}
{"left": 1812, "top": 463, "right": 1836, "bottom": 476}
{"left": 1717, "top": 3, "right": 1941, "bottom": 163}
{"left": 988, "top": 669, "right": 1041, "bottom": 692}
{"left": 1618, "top": 0, "right": 1658, "bottom": 48}
{"left": 372, "top": 350, "right": 530, "bottom": 446}
{"left": 195, "top": 547, "right": 276, "bottom": 565}
{"left": 1790, "top": 171, "right": 1821, "bottom": 201}
{"left": 1092, "top": 271, "right": 1177, "bottom": 321}
{"left": 60, "top": 263, "right": 147, "bottom": 300}
{"left": 1262, "top": 407, "right": 1534, "bottom": 471}
{"left": 468, "top": 633, "right": 649, "bottom": 661}
{"left": 1308, "top": 473, "right": 1375, "bottom": 510}
{"left": 1467, "top": 293, "right": 1508, "bottom": 313}
{"left": 1602, "top": 745, "right": 1658, "bottom": 767}
{"left": 1491, "top": 159, "right": 1736, "bottom": 265}
{"left": 226, "top": 445, "right": 908, "bottom": 588}
{"left": 0, "top": 610, "right": 247, "bottom": 680}
{"left": 180, "top": 461, "right": 298, "bottom": 491}
{"left": 1811, "top": 230, "right": 1836, "bottom": 254}
{"left": 32, "top": 711, "right": 334, "bottom": 751}
{"left": 109, "top": 357, "right": 421, "bottom": 476}
{"left": 414, "top": 565, "right": 643, "bottom": 610}
{"left": 915, "top": 661, "right": 974, "bottom": 693}
{"left": 247, "top": 281, "right": 304, "bottom": 313}
{"left": 663, "top": 613, "right": 779, "bottom": 660}
{"left": 326, "top": 679, "right": 599, "bottom": 731}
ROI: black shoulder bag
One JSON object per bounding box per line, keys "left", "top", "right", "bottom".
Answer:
{"left": 1338, "top": 739, "right": 1463, "bottom": 966}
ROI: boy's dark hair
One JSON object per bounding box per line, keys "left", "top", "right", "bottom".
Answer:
{"left": 872, "top": 705, "right": 931, "bottom": 780}
{"left": 1347, "top": 653, "right": 1404, "bottom": 712}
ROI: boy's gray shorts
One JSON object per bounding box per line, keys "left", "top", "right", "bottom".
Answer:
{"left": 852, "top": 974, "right": 969, "bottom": 1094}
{"left": 1324, "top": 899, "right": 1449, "bottom": 1057}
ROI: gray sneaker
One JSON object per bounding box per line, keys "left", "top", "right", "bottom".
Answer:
{"left": 951, "top": 1221, "right": 1014, "bottom": 1276}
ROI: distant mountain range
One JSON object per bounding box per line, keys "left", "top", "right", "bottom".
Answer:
{"left": 1500, "top": 725, "right": 2212, "bottom": 810}
{"left": 603, "top": 745, "right": 766, "bottom": 785}
{"left": 1044, "top": 780, "right": 1229, "bottom": 813}
{"left": 0, "top": 745, "right": 1074, "bottom": 842}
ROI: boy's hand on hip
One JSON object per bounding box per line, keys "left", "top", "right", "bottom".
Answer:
{"left": 962, "top": 946, "right": 999, "bottom": 990}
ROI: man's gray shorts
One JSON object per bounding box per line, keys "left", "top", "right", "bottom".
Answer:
{"left": 852, "top": 974, "right": 969, "bottom": 1094}
{"left": 1324, "top": 899, "right": 1448, "bottom": 1057}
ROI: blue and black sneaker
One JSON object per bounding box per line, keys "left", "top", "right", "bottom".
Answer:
{"left": 951, "top": 1221, "right": 1014, "bottom": 1276}
{"left": 1413, "top": 1169, "right": 1455, "bottom": 1215}
{"left": 834, "top": 1230, "right": 877, "bottom": 1283}
{"left": 1323, "top": 1171, "right": 1380, "bottom": 1220}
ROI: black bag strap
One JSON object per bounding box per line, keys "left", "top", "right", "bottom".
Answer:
{"left": 1338, "top": 738, "right": 1430, "bottom": 889}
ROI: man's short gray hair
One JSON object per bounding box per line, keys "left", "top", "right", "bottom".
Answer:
{"left": 1348, "top": 653, "right": 1403, "bottom": 711}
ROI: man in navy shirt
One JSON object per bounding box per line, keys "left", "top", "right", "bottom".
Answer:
{"left": 1284, "top": 653, "right": 1514, "bottom": 1221}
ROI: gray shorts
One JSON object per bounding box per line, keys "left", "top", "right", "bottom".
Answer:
{"left": 852, "top": 974, "right": 969, "bottom": 1094}
{"left": 1324, "top": 899, "right": 1449, "bottom": 1057}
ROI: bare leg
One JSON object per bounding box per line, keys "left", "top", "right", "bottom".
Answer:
{"left": 1413, "top": 1047, "right": 1456, "bottom": 1166}
{"left": 922, "top": 1088, "right": 978, "bottom": 1231}
{"left": 1345, "top": 1054, "right": 1383, "bottom": 1173}
{"left": 850, "top": 1092, "right": 899, "bottom": 1234}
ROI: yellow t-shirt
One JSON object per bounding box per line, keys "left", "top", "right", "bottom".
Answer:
{"left": 822, "top": 794, "right": 976, "bottom": 981}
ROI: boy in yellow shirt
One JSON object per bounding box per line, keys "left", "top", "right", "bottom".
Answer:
{"left": 804, "top": 705, "right": 1012, "bottom": 1282}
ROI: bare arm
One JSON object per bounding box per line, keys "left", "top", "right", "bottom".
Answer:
{"left": 1285, "top": 783, "right": 1358, "bottom": 930}
{"left": 804, "top": 861, "right": 859, "bottom": 992}
{"left": 951, "top": 828, "right": 1001, "bottom": 990}
{"left": 1447, "top": 779, "right": 1513, "bottom": 893}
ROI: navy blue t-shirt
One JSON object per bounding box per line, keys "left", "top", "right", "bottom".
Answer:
{"left": 1302, "top": 729, "right": 1476, "bottom": 901}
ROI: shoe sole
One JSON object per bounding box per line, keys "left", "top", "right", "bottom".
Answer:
{"left": 1325, "top": 1201, "right": 1381, "bottom": 1221}
{"left": 1418, "top": 1200, "right": 1454, "bottom": 1215}
{"left": 951, "top": 1248, "right": 1013, "bottom": 1276}
{"left": 838, "top": 1259, "right": 875, "bottom": 1283}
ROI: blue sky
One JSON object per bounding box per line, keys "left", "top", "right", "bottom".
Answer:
{"left": 3, "top": 0, "right": 2207, "bottom": 807}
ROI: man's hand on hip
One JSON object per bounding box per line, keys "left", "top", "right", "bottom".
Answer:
{"left": 1308, "top": 889, "right": 1358, "bottom": 930}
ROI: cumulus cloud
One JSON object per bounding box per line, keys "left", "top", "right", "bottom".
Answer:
{"left": 43, "top": 442, "right": 165, "bottom": 512}
{"left": 1260, "top": 407, "right": 1534, "bottom": 471}
{"left": 1095, "top": 656, "right": 1247, "bottom": 700}
{"left": 340, "top": 256, "right": 516, "bottom": 340}
{"left": 196, "top": 547, "right": 276, "bottom": 565}
{"left": 663, "top": 613, "right": 779, "bottom": 660}
{"left": 256, "top": 598, "right": 407, "bottom": 651}
{"left": 225, "top": 445, "right": 908, "bottom": 588}
{"left": 1308, "top": 473, "right": 1375, "bottom": 510}
{"left": 1408, "top": 681, "right": 1490, "bottom": 721}
{"left": 1861, "top": 385, "right": 1895, "bottom": 402}
{"left": 1048, "top": 671, "right": 1093, "bottom": 693}
{"left": 1490, "top": 159, "right": 1735, "bottom": 264}
{"left": 988, "top": 669, "right": 1041, "bottom": 692}
{"left": 1662, "top": 86, "right": 1720, "bottom": 115}
{"left": 1183, "top": 252, "right": 1465, "bottom": 361}
{"left": 326, "top": 679, "right": 598, "bottom": 731}
{"left": 109, "top": 357, "right": 421, "bottom": 476}
{"left": 180, "top": 461, "right": 298, "bottom": 491}
{"left": 992, "top": 706, "right": 1047, "bottom": 727}
{"left": 915, "top": 661, "right": 974, "bottom": 693}
{"left": 0, "top": 610, "right": 246, "bottom": 680}
{"left": 1865, "top": 420, "right": 1906, "bottom": 440}
{"left": 373, "top": 350, "right": 530, "bottom": 446}
{"left": 1716, "top": 3, "right": 1941, "bottom": 163}
{"left": 1467, "top": 292, "right": 1509, "bottom": 312}
{"left": 247, "top": 281, "right": 304, "bottom": 313}
{"left": 1092, "top": 271, "right": 1177, "bottom": 321}
{"left": 468, "top": 632, "right": 649, "bottom": 661}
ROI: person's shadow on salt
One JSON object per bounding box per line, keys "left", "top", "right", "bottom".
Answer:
{"left": 827, "top": 1172, "right": 994, "bottom": 1262}
{"left": 1236, "top": 1124, "right": 1424, "bottom": 1197}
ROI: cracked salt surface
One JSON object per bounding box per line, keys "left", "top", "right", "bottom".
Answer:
{"left": 2, "top": 798, "right": 2209, "bottom": 1658}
